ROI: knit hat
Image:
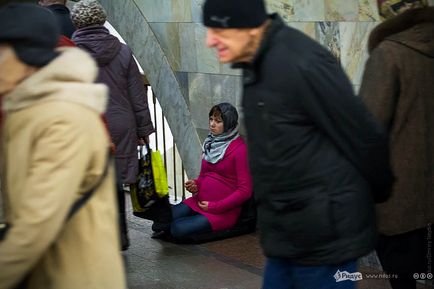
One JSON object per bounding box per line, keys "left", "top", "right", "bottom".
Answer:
{"left": 0, "top": 3, "right": 60, "bottom": 67}
{"left": 203, "top": 0, "right": 267, "bottom": 28}
{"left": 71, "top": 0, "right": 107, "bottom": 29}
{"left": 377, "top": 0, "right": 428, "bottom": 20}
{"left": 217, "top": 103, "right": 238, "bottom": 132}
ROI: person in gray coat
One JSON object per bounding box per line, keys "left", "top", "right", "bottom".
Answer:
{"left": 71, "top": 0, "right": 154, "bottom": 250}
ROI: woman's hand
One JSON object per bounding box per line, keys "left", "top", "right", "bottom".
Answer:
{"left": 198, "top": 201, "right": 209, "bottom": 212}
{"left": 138, "top": 137, "right": 149, "bottom": 146}
{"left": 185, "top": 180, "right": 198, "bottom": 194}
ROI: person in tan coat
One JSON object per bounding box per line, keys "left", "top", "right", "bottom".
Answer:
{"left": 359, "top": 1, "right": 434, "bottom": 288}
{"left": 0, "top": 4, "right": 126, "bottom": 289}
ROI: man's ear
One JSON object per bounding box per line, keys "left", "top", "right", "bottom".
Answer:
{"left": 248, "top": 27, "right": 260, "bottom": 37}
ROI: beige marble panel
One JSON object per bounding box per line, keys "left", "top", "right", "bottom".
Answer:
{"left": 171, "top": 0, "right": 192, "bottom": 22}
{"left": 134, "top": 0, "right": 192, "bottom": 22}
{"left": 150, "top": 23, "right": 181, "bottom": 71}
{"left": 325, "top": 0, "right": 359, "bottom": 21}
{"left": 265, "top": 0, "right": 295, "bottom": 23}
{"left": 340, "top": 22, "right": 376, "bottom": 85}
{"left": 195, "top": 25, "right": 221, "bottom": 74}
{"left": 294, "top": 0, "right": 325, "bottom": 21}
{"left": 359, "top": 0, "right": 380, "bottom": 21}
{"left": 288, "top": 22, "right": 316, "bottom": 39}
{"left": 179, "top": 23, "right": 198, "bottom": 72}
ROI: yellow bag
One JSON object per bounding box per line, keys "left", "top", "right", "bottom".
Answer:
{"left": 151, "top": 150, "right": 169, "bottom": 197}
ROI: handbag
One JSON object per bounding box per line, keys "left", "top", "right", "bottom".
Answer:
{"left": 130, "top": 144, "right": 171, "bottom": 223}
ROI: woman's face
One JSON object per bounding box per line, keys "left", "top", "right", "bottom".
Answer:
{"left": 209, "top": 115, "right": 224, "bottom": 135}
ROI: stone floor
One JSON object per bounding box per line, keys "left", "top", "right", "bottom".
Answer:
{"left": 123, "top": 196, "right": 432, "bottom": 289}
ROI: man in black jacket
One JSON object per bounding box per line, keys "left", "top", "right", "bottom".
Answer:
{"left": 202, "top": 0, "right": 394, "bottom": 288}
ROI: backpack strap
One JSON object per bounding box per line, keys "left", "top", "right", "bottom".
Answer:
{"left": 67, "top": 151, "right": 111, "bottom": 220}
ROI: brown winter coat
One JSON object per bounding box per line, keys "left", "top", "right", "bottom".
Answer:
{"left": 359, "top": 7, "right": 434, "bottom": 235}
{"left": 0, "top": 48, "right": 126, "bottom": 289}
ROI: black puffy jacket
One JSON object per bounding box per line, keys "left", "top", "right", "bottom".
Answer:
{"left": 239, "top": 14, "right": 393, "bottom": 265}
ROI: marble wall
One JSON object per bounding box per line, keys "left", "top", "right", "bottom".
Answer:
{"left": 137, "top": 0, "right": 380, "bottom": 141}
{"left": 99, "top": 0, "right": 381, "bottom": 175}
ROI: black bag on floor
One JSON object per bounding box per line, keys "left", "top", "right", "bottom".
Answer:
{"left": 130, "top": 145, "right": 172, "bottom": 223}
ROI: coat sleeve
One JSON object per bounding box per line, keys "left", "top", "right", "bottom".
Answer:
{"left": 298, "top": 56, "right": 393, "bottom": 202}
{"left": 0, "top": 118, "right": 93, "bottom": 289}
{"left": 359, "top": 44, "right": 400, "bottom": 130}
{"left": 207, "top": 144, "right": 253, "bottom": 214}
{"left": 126, "top": 49, "right": 154, "bottom": 138}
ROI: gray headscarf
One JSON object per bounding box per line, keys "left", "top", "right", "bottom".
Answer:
{"left": 202, "top": 103, "right": 239, "bottom": 164}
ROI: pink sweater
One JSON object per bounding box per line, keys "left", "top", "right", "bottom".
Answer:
{"left": 183, "top": 137, "right": 253, "bottom": 231}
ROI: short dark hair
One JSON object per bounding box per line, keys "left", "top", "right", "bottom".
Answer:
{"left": 209, "top": 105, "right": 223, "bottom": 119}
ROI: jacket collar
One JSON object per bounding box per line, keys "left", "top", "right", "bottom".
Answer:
{"left": 3, "top": 47, "right": 107, "bottom": 114}
{"left": 234, "top": 13, "right": 285, "bottom": 84}
{"left": 368, "top": 7, "right": 434, "bottom": 55}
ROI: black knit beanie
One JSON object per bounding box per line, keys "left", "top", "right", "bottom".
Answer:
{"left": 0, "top": 3, "right": 60, "bottom": 67}
{"left": 203, "top": 0, "right": 267, "bottom": 28}
{"left": 218, "top": 103, "right": 239, "bottom": 132}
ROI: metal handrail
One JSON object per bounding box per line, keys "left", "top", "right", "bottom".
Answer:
{"left": 148, "top": 87, "right": 187, "bottom": 202}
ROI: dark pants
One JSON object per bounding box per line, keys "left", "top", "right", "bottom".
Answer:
{"left": 376, "top": 227, "right": 431, "bottom": 289}
{"left": 170, "top": 203, "right": 211, "bottom": 238}
{"left": 262, "top": 258, "right": 357, "bottom": 289}
{"left": 116, "top": 183, "right": 128, "bottom": 238}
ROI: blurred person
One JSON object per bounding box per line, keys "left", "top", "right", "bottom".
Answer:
{"left": 154, "top": 103, "right": 253, "bottom": 240}
{"left": 71, "top": 0, "right": 154, "bottom": 251}
{"left": 359, "top": 1, "right": 434, "bottom": 288}
{"left": 38, "top": 0, "right": 76, "bottom": 38}
{"left": 202, "top": 0, "right": 394, "bottom": 288}
{"left": 0, "top": 3, "right": 125, "bottom": 289}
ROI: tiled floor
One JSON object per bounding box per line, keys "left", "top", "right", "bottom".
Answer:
{"left": 123, "top": 195, "right": 432, "bottom": 289}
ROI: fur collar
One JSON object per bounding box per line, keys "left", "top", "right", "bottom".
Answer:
{"left": 368, "top": 7, "right": 434, "bottom": 53}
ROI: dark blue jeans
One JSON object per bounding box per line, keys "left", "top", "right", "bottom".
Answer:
{"left": 263, "top": 258, "right": 358, "bottom": 289}
{"left": 170, "top": 203, "right": 211, "bottom": 238}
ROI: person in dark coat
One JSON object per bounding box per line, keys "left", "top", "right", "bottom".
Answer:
{"left": 38, "top": 0, "right": 76, "bottom": 38}
{"left": 202, "top": 0, "right": 394, "bottom": 288}
{"left": 360, "top": 1, "right": 434, "bottom": 288}
{"left": 71, "top": 0, "right": 154, "bottom": 251}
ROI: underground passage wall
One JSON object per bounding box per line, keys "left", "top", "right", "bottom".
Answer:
{"left": 98, "top": 0, "right": 388, "bottom": 179}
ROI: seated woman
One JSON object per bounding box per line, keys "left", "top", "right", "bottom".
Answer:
{"left": 157, "top": 102, "right": 253, "bottom": 240}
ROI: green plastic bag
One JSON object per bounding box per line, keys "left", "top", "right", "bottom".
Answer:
{"left": 151, "top": 150, "right": 169, "bottom": 198}
{"left": 130, "top": 144, "right": 171, "bottom": 223}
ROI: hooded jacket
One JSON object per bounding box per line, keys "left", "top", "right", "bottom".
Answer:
{"left": 0, "top": 48, "right": 126, "bottom": 289}
{"left": 72, "top": 26, "right": 154, "bottom": 183}
{"left": 360, "top": 7, "right": 434, "bottom": 235}
{"left": 238, "top": 14, "right": 393, "bottom": 265}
